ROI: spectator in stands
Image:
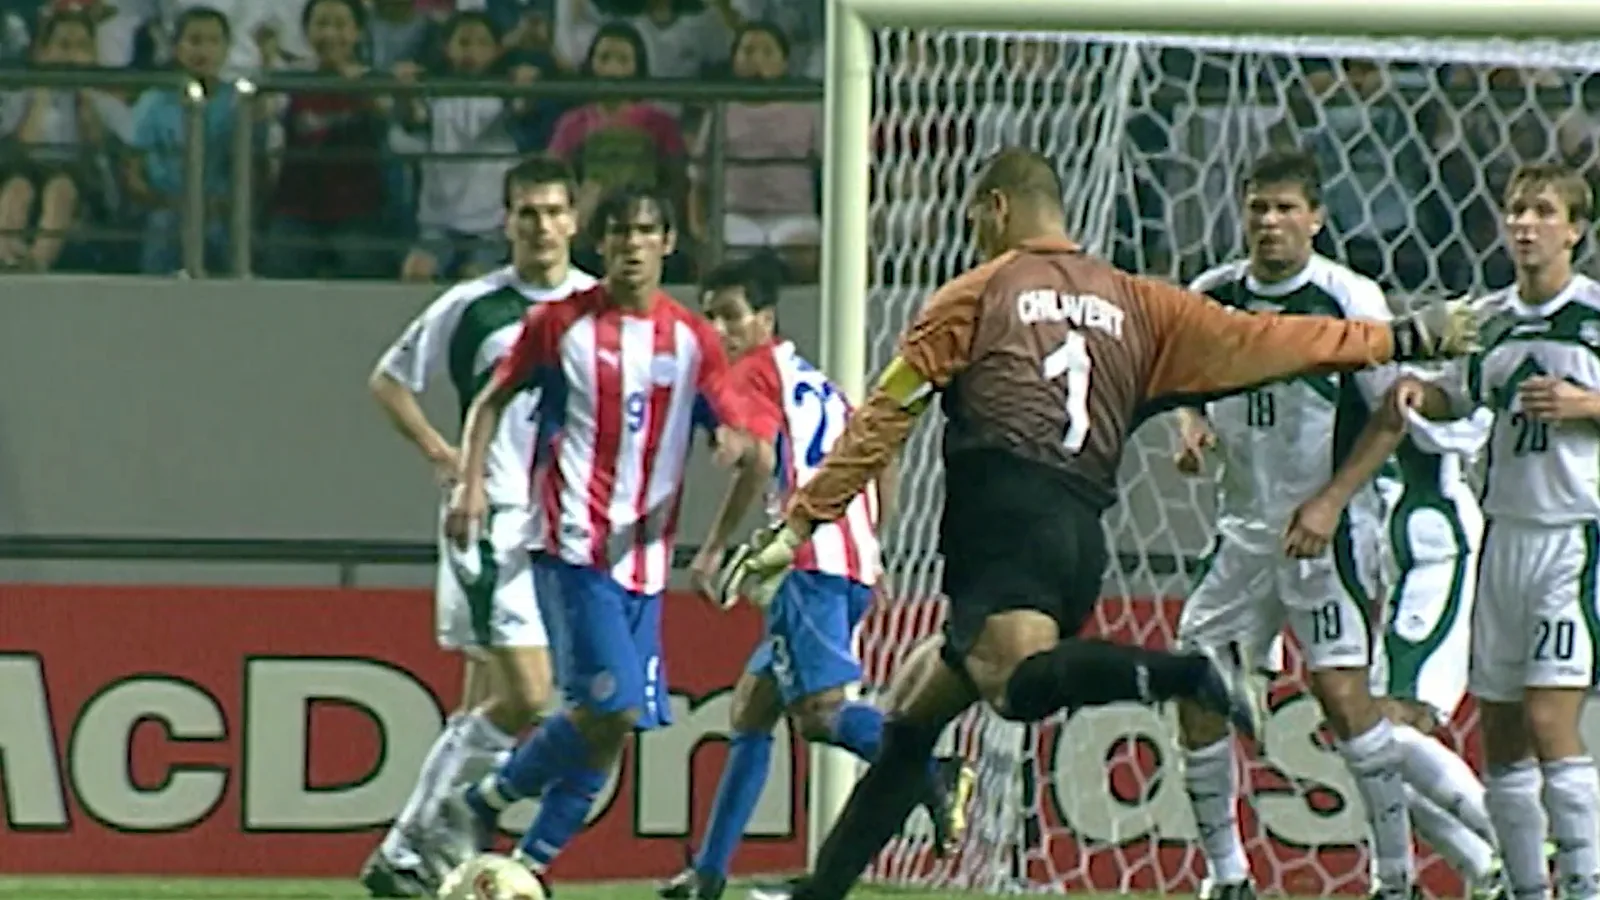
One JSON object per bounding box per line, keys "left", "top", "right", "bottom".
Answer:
{"left": 261, "top": 0, "right": 389, "bottom": 278}
{"left": 724, "top": 0, "right": 821, "bottom": 76}
{"left": 128, "top": 5, "right": 240, "bottom": 274}
{"left": 689, "top": 21, "right": 818, "bottom": 280}
{"left": 391, "top": 11, "right": 531, "bottom": 282}
{"left": 546, "top": 23, "right": 683, "bottom": 218}
{"left": 555, "top": 0, "right": 733, "bottom": 78}
{"left": 162, "top": 0, "right": 313, "bottom": 75}
{"left": 366, "top": 0, "right": 434, "bottom": 71}
{"left": 0, "top": 9, "right": 130, "bottom": 270}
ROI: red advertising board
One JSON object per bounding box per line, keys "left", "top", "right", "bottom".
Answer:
{"left": 0, "top": 585, "right": 808, "bottom": 879}
{"left": 7, "top": 585, "right": 1587, "bottom": 893}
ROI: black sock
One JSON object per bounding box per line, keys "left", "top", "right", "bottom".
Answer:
{"left": 1001, "top": 638, "right": 1211, "bottom": 721}
{"left": 795, "top": 719, "right": 940, "bottom": 900}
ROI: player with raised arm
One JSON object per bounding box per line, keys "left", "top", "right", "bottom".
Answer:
{"left": 657, "top": 260, "right": 971, "bottom": 900}
{"left": 361, "top": 156, "right": 595, "bottom": 897}
{"left": 1170, "top": 149, "right": 1497, "bottom": 900}
{"left": 423, "top": 186, "right": 757, "bottom": 888}
{"left": 1323, "top": 162, "right": 1600, "bottom": 900}
{"left": 723, "top": 147, "right": 1480, "bottom": 900}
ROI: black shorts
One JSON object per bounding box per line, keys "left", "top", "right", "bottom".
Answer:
{"left": 937, "top": 450, "right": 1108, "bottom": 671}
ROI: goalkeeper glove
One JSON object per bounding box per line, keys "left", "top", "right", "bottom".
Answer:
{"left": 715, "top": 522, "right": 804, "bottom": 609}
{"left": 1390, "top": 297, "right": 1483, "bottom": 361}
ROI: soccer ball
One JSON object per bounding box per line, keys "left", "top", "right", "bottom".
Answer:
{"left": 436, "top": 853, "right": 546, "bottom": 900}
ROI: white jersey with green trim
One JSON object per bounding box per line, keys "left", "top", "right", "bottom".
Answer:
{"left": 1188, "top": 255, "right": 1449, "bottom": 551}
{"left": 377, "top": 265, "right": 597, "bottom": 508}
{"left": 1438, "top": 274, "right": 1600, "bottom": 525}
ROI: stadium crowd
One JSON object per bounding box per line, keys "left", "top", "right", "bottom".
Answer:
{"left": 0, "top": 0, "right": 823, "bottom": 280}
{"left": 0, "top": 0, "right": 1596, "bottom": 293}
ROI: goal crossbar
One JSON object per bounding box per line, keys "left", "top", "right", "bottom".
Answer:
{"left": 812, "top": 0, "right": 1600, "bottom": 870}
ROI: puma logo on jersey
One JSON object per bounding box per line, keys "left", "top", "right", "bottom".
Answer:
{"left": 597, "top": 349, "right": 620, "bottom": 368}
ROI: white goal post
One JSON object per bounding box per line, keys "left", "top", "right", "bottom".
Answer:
{"left": 811, "top": 0, "right": 1600, "bottom": 878}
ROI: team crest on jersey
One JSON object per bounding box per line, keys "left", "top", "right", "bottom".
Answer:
{"left": 1580, "top": 320, "right": 1600, "bottom": 348}
{"left": 649, "top": 354, "right": 678, "bottom": 386}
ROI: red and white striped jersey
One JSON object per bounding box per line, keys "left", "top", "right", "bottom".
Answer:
{"left": 496, "top": 285, "right": 751, "bottom": 595}
{"left": 732, "top": 340, "right": 881, "bottom": 586}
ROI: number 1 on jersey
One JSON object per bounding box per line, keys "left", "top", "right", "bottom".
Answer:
{"left": 1042, "top": 331, "right": 1092, "bottom": 453}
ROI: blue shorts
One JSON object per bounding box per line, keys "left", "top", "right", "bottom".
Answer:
{"left": 534, "top": 557, "right": 671, "bottom": 729}
{"left": 745, "top": 570, "right": 874, "bottom": 705}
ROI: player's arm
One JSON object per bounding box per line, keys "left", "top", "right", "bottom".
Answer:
{"left": 1137, "top": 275, "right": 1478, "bottom": 408}
{"left": 446, "top": 306, "right": 555, "bottom": 545}
{"left": 786, "top": 275, "right": 980, "bottom": 533}
{"left": 694, "top": 363, "right": 782, "bottom": 585}
{"left": 874, "top": 450, "right": 900, "bottom": 536}
{"left": 368, "top": 299, "right": 462, "bottom": 480}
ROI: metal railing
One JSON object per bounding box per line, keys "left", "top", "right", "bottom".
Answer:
{"left": 0, "top": 67, "right": 825, "bottom": 278}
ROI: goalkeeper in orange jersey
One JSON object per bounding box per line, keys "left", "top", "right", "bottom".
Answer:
{"left": 718, "top": 147, "right": 1481, "bottom": 900}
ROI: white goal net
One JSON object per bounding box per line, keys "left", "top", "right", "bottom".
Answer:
{"left": 855, "top": 29, "right": 1600, "bottom": 898}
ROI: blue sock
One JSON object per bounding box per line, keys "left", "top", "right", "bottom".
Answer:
{"left": 516, "top": 765, "right": 609, "bottom": 868}
{"left": 693, "top": 730, "right": 775, "bottom": 878}
{"left": 827, "top": 702, "right": 884, "bottom": 762}
{"left": 466, "top": 713, "right": 588, "bottom": 822}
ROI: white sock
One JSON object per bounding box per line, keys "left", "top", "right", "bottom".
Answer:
{"left": 1541, "top": 758, "right": 1600, "bottom": 900}
{"left": 457, "top": 711, "right": 517, "bottom": 782}
{"left": 1185, "top": 738, "right": 1250, "bottom": 885}
{"left": 381, "top": 713, "right": 472, "bottom": 867}
{"left": 1392, "top": 723, "right": 1495, "bottom": 844}
{"left": 1486, "top": 760, "right": 1548, "bottom": 900}
{"left": 1338, "top": 719, "right": 1413, "bottom": 890}
{"left": 1405, "top": 784, "right": 1496, "bottom": 882}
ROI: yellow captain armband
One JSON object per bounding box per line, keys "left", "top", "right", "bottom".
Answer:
{"left": 877, "top": 356, "right": 935, "bottom": 415}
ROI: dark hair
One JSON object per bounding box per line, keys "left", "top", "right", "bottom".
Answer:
{"left": 703, "top": 255, "right": 782, "bottom": 313}
{"left": 731, "top": 20, "right": 789, "bottom": 63}
{"left": 973, "top": 147, "right": 1063, "bottom": 211}
{"left": 438, "top": 10, "right": 500, "bottom": 46}
{"left": 1244, "top": 148, "right": 1323, "bottom": 208}
{"left": 583, "top": 21, "right": 647, "bottom": 77}
{"left": 589, "top": 185, "right": 676, "bottom": 243}
{"left": 503, "top": 155, "right": 577, "bottom": 208}
{"left": 173, "top": 5, "right": 231, "bottom": 43}
{"left": 33, "top": 10, "right": 96, "bottom": 53}
{"left": 301, "top": 0, "right": 367, "bottom": 34}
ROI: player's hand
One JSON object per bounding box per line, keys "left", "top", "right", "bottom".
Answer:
{"left": 443, "top": 480, "right": 487, "bottom": 550}
{"left": 721, "top": 520, "right": 807, "bottom": 608}
{"left": 1173, "top": 413, "right": 1216, "bottom": 476}
{"left": 1390, "top": 297, "right": 1483, "bottom": 361}
{"left": 1282, "top": 493, "right": 1340, "bottom": 559}
{"left": 688, "top": 544, "right": 723, "bottom": 602}
{"left": 1519, "top": 375, "right": 1600, "bottom": 422}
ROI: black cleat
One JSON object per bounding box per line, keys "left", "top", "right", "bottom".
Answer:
{"left": 358, "top": 847, "right": 434, "bottom": 898}
{"left": 1192, "top": 643, "right": 1262, "bottom": 740}
{"left": 1199, "top": 880, "right": 1257, "bottom": 900}
{"left": 659, "top": 865, "right": 727, "bottom": 900}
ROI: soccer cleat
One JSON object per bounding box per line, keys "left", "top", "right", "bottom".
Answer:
{"left": 659, "top": 865, "right": 727, "bottom": 900}
{"left": 1369, "top": 883, "right": 1422, "bottom": 900}
{"left": 747, "top": 876, "right": 807, "bottom": 900}
{"left": 1192, "top": 643, "right": 1263, "bottom": 740}
{"left": 358, "top": 847, "right": 435, "bottom": 898}
{"left": 922, "top": 757, "right": 975, "bottom": 857}
{"left": 1197, "top": 879, "right": 1258, "bottom": 900}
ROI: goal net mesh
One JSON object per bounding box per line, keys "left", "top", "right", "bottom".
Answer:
{"left": 854, "top": 29, "right": 1600, "bottom": 897}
